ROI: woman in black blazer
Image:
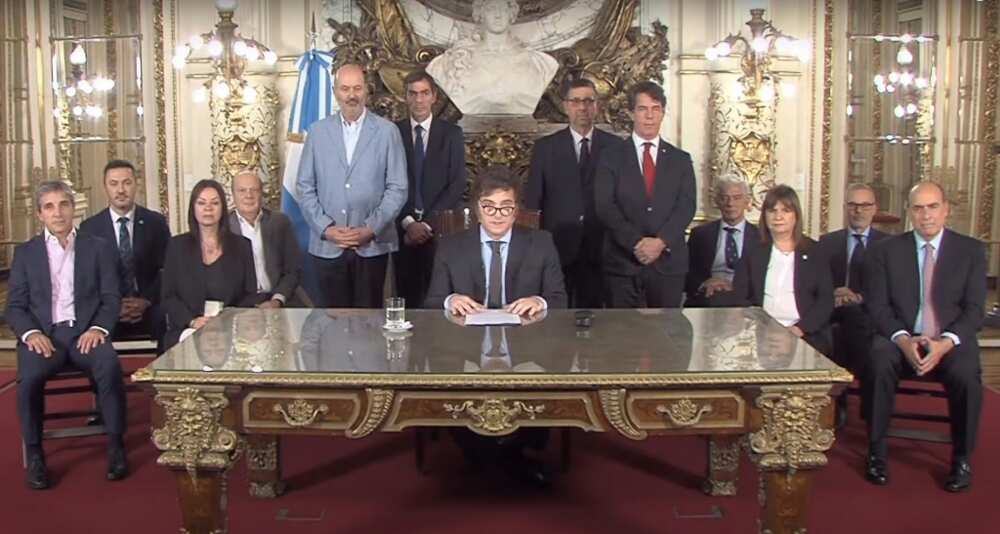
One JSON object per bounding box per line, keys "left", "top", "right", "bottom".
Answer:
{"left": 724, "top": 185, "right": 834, "bottom": 356}
{"left": 160, "top": 179, "right": 263, "bottom": 352}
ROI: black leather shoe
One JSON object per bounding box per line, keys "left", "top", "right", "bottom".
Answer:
{"left": 944, "top": 459, "right": 972, "bottom": 493}
{"left": 500, "top": 449, "right": 552, "bottom": 489}
{"left": 25, "top": 453, "right": 50, "bottom": 490}
{"left": 107, "top": 448, "right": 129, "bottom": 481}
{"left": 865, "top": 455, "right": 889, "bottom": 486}
{"left": 835, "top": 394, "right": 849, "bottom": 430}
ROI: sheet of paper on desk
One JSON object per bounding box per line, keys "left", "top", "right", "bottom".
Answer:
{"left": 465, "top": 310, "right": 522, "bottom": 326}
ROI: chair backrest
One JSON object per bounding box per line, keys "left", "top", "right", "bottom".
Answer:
{"left": 429, "top": 207, "right": 541, "bottom": 238}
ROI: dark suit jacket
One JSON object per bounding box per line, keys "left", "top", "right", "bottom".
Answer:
{"left": 724, "top": 237, "right": 834, "bottom": 352}
{"left": 424, "top": 226, "right": 568, "bottom": 310}
{"left": 524, "top": 127, "right": 620, "bottom": 265}
{"left": 5, "top": 232, "right": 121, "bottom": 339}
{"left": 816, "top": 227, "right": 890, "bottom": 288}
{"left": 594, "top": 137, "right": 696, "bottom": 276}
{"left": 394, "top": 116, "right": 466, "bottom": 225}
{"left": 228, "top": 208, "right": 303, "bottom": 302}
{"left": 684, "top": 219, "right": 761, "bottom": 299}
{"left": 161, "top": 232, "right": 265, "bottom": 347}
{"left": 79, "top": 205, "right": 170, "bottom": 303}
{"left": 863, "top": 229, "right": 987, "bottom": 346}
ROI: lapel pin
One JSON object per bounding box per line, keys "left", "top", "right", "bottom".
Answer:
{"left": 802, "top": 254, "right": 808, "bottom": 260}
{"left": 138, "top": 219, "right": 144, "bottom": 225}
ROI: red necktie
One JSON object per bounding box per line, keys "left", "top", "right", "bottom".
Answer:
{"left": 642, "top": 142, "right": 656, "bottom": 198}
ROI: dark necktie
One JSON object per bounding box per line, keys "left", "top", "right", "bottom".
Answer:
{"left": 579, "top": 137, "right": 591, "bottom": 174}
{"left": 488, "top": 240, "right": 503, "bottom": 309}
{"left": 642, "top": 142, "right": 655, "bottom": 198}
{"left": 723, "top": 227, "right": 739, "bottom": 269}
{"left": 118, "top": 216, "right": 136, "bottom": 296}
{"left": 848, "top": 233, "right": 865, "bottom": 293}
{"left": 413, "top": 124, "right": 426, "bottom": 212}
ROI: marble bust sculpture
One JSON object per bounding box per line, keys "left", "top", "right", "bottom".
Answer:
{"left": 426, "top": 0, "right": 560, "bottom": 116}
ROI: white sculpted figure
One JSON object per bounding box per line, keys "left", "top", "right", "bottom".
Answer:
{"left": 427, "top": 0, "right": 560, "bottom": 115}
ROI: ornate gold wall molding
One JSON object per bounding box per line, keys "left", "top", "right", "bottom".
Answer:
{"left": 209, "top": 83, "right": 280, "bottom": 207}
{"left": 153, "top": 0, "right": 168, "bottom": 218}
{"left": 977, "top": 0, "right": 999, "bottom": 240}
{"left": 708, "top": 83, "right": 778, "bottom": 215}
{"left": 819, "top": 0, "right": 833, "bottom": 234}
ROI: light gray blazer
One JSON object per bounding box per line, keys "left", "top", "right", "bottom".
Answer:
{"left": 295, "top": 109, "right": 408, "bottom": 258}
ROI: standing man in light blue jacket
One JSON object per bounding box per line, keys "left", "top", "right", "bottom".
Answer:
{"left": 296, "top": 63, "right": 408, "bottom": 307}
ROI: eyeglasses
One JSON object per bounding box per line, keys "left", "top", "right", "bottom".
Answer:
{"left": 565, "top": 98, "right": 597, "bottom": 106}
{"left": 480, "top": 203, "right": 516, "bottom": 217}
{"left": 846, "top": 202, "right": 876, "bottom": 210}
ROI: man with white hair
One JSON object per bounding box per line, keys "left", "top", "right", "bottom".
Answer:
{"left": 684, "top": 175, "right": 759, "bottom": 307}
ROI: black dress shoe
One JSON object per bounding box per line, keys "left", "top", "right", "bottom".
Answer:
{"left": 835, "top": 394, "right": 849, "bottom": 430}
{"left": 500, "top": 449, "right": 553, "bottom": 489}
{"left": 865, "top": 455, "right": 889, "bottom": 486}
{"left": 107, "top": 448, "right": 129, "bottom": 481}
{"left": 944, "top": 459, "right": 972, "bottom": 493}
{"left": 25, "top": 453, "right": 50, "bottom": 490}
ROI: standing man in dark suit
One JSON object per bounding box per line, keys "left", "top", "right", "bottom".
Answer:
{"left": 393, "top": 70, "right": 466, "bottom": 309}
{"left": 80, "top": 159, "right": 170, "bottom": 342}
{"left": 229, "top": 170, "right": 304, "bottom": 307}
{"left": 6, "top": 181, "right": 128, "bottom": 489}
{"left": 684, "top": 175, "right": 758, "bottom": 307}
{"left": 525, "top": 78, "right": 619, "bottom": 308}
{"left": 816, "top": 183, "right": 890, "bottom": 426}
{"left": 862, "top": 181, "right": 985, "bottom": 492}
{"left": 425, "top": 167, "right": 566, "bottom": 487}
{"left": 595, "top": 81, "right": 696, "bottom": 308}
{"left": 296, "top": 63, "right": 407, "bottom": 308}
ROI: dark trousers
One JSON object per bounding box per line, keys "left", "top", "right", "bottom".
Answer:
{"left": 17, "top": 324, "right": 125, "bottom": 446}
{"left": 312, "top": 251, "right": 388, "bottom": 308}
{"left": 563, "top": 257, "right": 604, "bottom": 309}
{"left": 393, "top": 238, "right": 436, "bottom": 309}
{"left": 830, "top": 305, "right": 874, "bottom": 373}
{"left": 863, "top": 335, "right": 982, "bottom": 460}
{"left": 604, "top": 269, "right": 684, "bottom": 308}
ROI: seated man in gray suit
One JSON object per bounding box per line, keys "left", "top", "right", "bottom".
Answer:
{"left": 5, "top": 181, "right": 127, "bottom": 490}
{"left": 229, "top": 170, "right": 304, "bottom": 307}
{"left": 425, "top": 167, "right": 566, "bottom": 487}
{"left": 296, "top": 63, "right": 407, "bottom": 308}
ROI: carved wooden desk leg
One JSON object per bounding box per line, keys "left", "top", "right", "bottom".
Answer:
{"left": 246, "top": 434, "right": 285, "bottom": 498}
{"left": 173, "top": 468, "right": 229, "bottom": 534}
{"left": 704, "top": 435, "right": 741, "bottom": 496}
{"left": 152, "top": 386, "right": 239, "bottom": 534}
{"left": 749, "top": 386, "right": 835, "bottom": 534}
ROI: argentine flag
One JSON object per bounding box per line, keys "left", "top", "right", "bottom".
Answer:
{"left": 281, "top": 49, "right": 335, "bottom": 303}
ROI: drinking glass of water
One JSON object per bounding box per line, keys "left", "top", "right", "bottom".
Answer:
{"left": 384, "top": 297, "right": 406, "bottom": 329}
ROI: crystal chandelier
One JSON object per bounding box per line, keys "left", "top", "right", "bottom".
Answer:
{"left": 704, "top": 9, "right": 810, "bottom": 106}
{"left": 172, "top": 0, "right": 277, "bottom": 104}
{"left": 56, "top": 42, "right": 117, "bottom": 121}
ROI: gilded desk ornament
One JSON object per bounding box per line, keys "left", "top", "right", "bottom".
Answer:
{"left": 749, "top": 386, "right": 834, "bottom": 473}
{"left": 152, "top": 387, "right": 238, "bottom": 480}
{"left": 599, "top": 389, "right": 647, "bottom": 440}
{"left": 704, "top": 437, "right": 741, "bottom": 497}
{"left": 245, "top": 438, "right": 278, "bottom": 471}
{"left": 346, "top": 388, "right": 395, "bottom": 439}
{"left": 443, "top": 398, "right": 545, "bottom": 435}
{"left": 272, "top": 399, "right": 330, "bottom": 427}
{"left": 657, "top": 398, "right": 713, "bottom": 427}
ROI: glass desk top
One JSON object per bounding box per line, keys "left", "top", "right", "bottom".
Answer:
{"left": 138, "top": 308, "right": 851, "bottom": 387}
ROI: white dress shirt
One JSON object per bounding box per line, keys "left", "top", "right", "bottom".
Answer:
{"left": 762, "top": 245, "right": 800, "bottom": 327}
{"left": 631, "top": 132, "right": 660, "bottom": 169}
{"left": 569, "top": 127, "right": 594, "bottom": 162}
{"left": 402, "top": 114, "right": 434, "bottom": 230}
{"left": 341, "top": 109, "right": 367, "bottom": 165}
{"left": 108, "top": 205, "right": 135, "bottom": 248}
{"left": 710, "top": 220, "right": 747, "bottom": 281}
{"left": 235, "top": 210, "right": 280, "bottom": 301}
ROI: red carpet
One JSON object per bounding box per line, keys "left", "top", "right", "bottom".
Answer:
{"left": 1, "top": 383, "right": 998, "bottom": 534}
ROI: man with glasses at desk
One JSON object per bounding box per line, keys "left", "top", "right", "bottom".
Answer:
{"left": 425, "top": 167, "right": 566, "bottom": 487}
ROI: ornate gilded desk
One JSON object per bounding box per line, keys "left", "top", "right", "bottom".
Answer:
{"left": 134, "top": 307, "right": 852, "bottom": 534}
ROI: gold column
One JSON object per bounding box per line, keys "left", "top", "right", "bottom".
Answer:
{"left": 819, "top": 0, "right": 834, "bottom": 233}
{"left": 152, "top": 0, "right": 168, "bottom": 218}
{"left": 103, "top": 0, "right": 118, "bottom": 162}
{"left": 871, "top": 0, "right": 884, "bottom": 185}
{"left": 977, "top": 0, "right": 999, "bottom": 240}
